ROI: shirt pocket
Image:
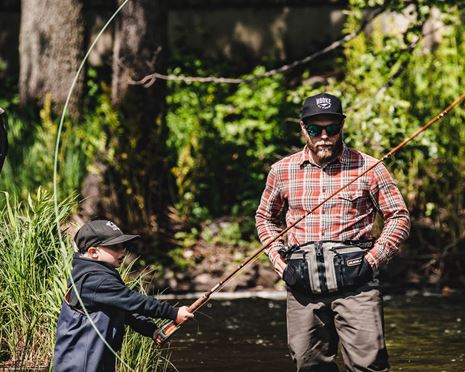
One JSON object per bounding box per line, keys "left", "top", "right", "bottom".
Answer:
{"left": 336, "top": 190, "right": 372, "bottom": 216}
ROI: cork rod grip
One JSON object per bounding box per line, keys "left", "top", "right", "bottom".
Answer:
{"left": 188, "top": 293, "right": 210, "bottom": 313}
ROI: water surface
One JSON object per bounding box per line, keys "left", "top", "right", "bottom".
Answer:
{"left": 166, "top": 292, "right": 465, "bottom": 371}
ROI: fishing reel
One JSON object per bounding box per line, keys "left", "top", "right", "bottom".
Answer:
{"left": 153, "top": 321, "right": 179, "bottom": 346}
{"left": 0, "top": 107, "right": 8, "bottom": 172}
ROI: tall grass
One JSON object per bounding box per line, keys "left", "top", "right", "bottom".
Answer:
{"left": 0, "top": 190, "right": 173, "bottom": 371}
{"left": 0, "top": 189, "right": 72, "bottom": 369}
{"left": 118, "top": 261, "right": 174, "bottom": 372}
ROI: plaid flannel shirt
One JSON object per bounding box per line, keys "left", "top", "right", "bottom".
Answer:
{"left": 255, "top": 144, "right": 410, "bottom": 271}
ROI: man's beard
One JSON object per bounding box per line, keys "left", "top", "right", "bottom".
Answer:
{"left": 312, "top": 138, "right": 342, "bottom": 163}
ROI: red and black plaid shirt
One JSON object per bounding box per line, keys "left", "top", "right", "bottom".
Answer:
{"left": 256, "top": 144, "right": 410, "bottom": 270}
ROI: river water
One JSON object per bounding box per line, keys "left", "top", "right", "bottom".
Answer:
{"left": 164, "top": 291, "right": 465, "bottom": 372}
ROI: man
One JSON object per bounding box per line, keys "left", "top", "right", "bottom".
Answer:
{"left": 255, "top": 93, "right": 410, "bottom": 371}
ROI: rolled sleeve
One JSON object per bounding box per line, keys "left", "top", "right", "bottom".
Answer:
{"left": 255, "top": 166, "right": 287, "bottom": 267}
{"left": 367, "top": 163, "right": 410, "bottom": 270}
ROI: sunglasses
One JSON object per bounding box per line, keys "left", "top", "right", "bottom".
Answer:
{"left": 304, "top": 122, "right": 342, "bottom": 137}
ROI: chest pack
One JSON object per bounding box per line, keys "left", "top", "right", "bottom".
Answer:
{"left": 280, "top": 239, "right": 374, "bottom": 295}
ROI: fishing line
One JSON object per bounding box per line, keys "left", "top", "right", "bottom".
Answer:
{"left": 154, "top": 91, "right": 465, "bottom": 345}
{"left": 49, "top": 0, "right": 465, "bottom": 355}
{"left": 52, "top": 1, "right": 134, "bottom": 370}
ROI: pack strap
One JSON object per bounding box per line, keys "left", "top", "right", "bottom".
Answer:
{"left": 279, "top": 239, "right": 375, "bottom": 259}
{"left": 64, "top": 271, "right": 94, "bottom": 313}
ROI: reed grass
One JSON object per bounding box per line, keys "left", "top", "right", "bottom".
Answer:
{"left": 0, "top": 189, "right": 72, "bottom": 369}
{"left": 0, "top": 190, "right": 173, "bottom": 371}
{"left": 118, "top": 259, "right": 174, "bottom": 372}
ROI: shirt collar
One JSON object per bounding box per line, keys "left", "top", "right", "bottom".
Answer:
{"left": 299, "top": 143, "right": 350, "bottom": 168}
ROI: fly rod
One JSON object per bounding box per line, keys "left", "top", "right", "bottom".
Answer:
{"left": 154, "top": 91, "right": 465, "bottom": 346}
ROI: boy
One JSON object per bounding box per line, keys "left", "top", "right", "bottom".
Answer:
{"left": 53, "top": 220, "right": 193, "bottom": 372}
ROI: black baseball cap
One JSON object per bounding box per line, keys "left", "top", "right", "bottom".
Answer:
{"left": 300, "top": 93, "right": 346, "bottom": 121}
{"left": 74, "top": 220, "right": 140, "bottom": 253}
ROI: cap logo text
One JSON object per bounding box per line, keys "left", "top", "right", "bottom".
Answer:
{"left": 106, "top": 221, "right": 121, "bottom": 231}
{"left": 316, "top": 97, "right": 331, "bottom": 109}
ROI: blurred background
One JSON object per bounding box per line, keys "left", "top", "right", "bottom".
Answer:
{"left": 1, "top": 0, "right": 465, "bottom": 370}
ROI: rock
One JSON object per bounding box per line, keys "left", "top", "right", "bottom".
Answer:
{"left": 256, "top": 265, "right": 279, "bottom": 289}
{"left": 192, "top": 273, "right": 220, "bottom": 291}
{"left": 168, "top": 278, "right": 178, "bottom": 289}
{"left": 194, "top": 273, "right": 211, "bottom": 285}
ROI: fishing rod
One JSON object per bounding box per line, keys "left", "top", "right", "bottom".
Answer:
{"left": 0, "top": 107, "right": 8, "bottom": 173}
{"left": 154, "top": 91, "right": 465, "bottom": 346}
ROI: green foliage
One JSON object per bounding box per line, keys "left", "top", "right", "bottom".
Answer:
{"left": 2, "top": 3, "right": 465, "bottom": 284}
{"left": 0, "top": 190, "right": 73, "bottom": 368}
{"left": 167, "top": 65, "right": 299, "bottom": 221}
{"left": 200, "top": 220, "right": 242, "bottom": 246}
{"left": 294, "top": 2, "right": 465, "bottom": 255}
{"left": 167, "top": 4, "right": 465, "bottom": 262}
{"left": 167, "top": 246, "right": 195, "bottom": 270}
{"left": 166, "top": 64, "right": 301, "bottom": 249}
{"left": 118, "top": 263, "right": 172, "bottom": 371}
{"left": 0, "top": 58, "right": 7, "bottom": 72}
{"left": 0, "top": 98, "right": 107, "bottom": 208}
{"left": 0, "top": 66, "right": 116, "bottom": 212}
{"left": 0, "top": 191, "right": 172, "bottom": 370}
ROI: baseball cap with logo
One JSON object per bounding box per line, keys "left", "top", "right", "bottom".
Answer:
{"left": 300, "top": 93, "right": 346, "bottom": 121}
{"left": 74, "top": 220, "right": 140, "bottom": 253}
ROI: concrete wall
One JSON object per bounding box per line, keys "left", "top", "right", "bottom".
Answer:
{"left": 168, "top": 6, "right": 345, "bottom": 66}
{"left": 0, "top": 1, "right": 347, "bottom": 79}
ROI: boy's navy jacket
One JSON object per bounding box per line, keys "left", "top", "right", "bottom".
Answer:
{"left": 53, "top": 254, "right": 178, "bottom": 372}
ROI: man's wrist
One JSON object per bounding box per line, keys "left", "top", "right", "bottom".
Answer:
{"left": 364, "top": 252, "right": 378, "bottom": 272}
{"left": 269, "top": 247, "right": 285, "bottom": 264}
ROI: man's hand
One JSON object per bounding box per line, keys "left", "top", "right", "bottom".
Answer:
{"left": 175, "top": 306, "right": 194, "bottom": 324}
{"left": 355, "top": 258, "right": 373, "bottom": 285}
{"left": 270, "top": 252, "right": 287, "bottom": 278}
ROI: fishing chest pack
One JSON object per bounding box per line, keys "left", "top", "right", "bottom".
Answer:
{"left": 280, "top": 239, "right": 374, "bottom": 295}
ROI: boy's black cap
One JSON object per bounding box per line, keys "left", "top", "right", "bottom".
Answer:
{"left": 74, "top": 220, "right": 140, "bottom": 252}
{"left": 301, "top": 93, "right": 346, "bottom": 121}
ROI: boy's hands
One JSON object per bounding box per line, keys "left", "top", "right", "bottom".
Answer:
{"left": 152, "top": 306, "right": 194, "bottom": 344}
{"left": 176, "top": 306, "right": 194, "bottom": 324}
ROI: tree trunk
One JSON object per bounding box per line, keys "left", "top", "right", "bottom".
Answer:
{"left": 99, "top": 0, "right": 172, "bottom": 248}
{"left": 19, "top": 0, "right": 84, "bottom": 116}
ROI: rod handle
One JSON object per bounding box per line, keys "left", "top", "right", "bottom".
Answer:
{"left": 153, "top": 293, "right": 209, "bottom": 346}
{"left": 188, "top": 293, "right": 209, "bottom": 313}
{"left": 153, "top": 320, "right": 179, "bottom": 346}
